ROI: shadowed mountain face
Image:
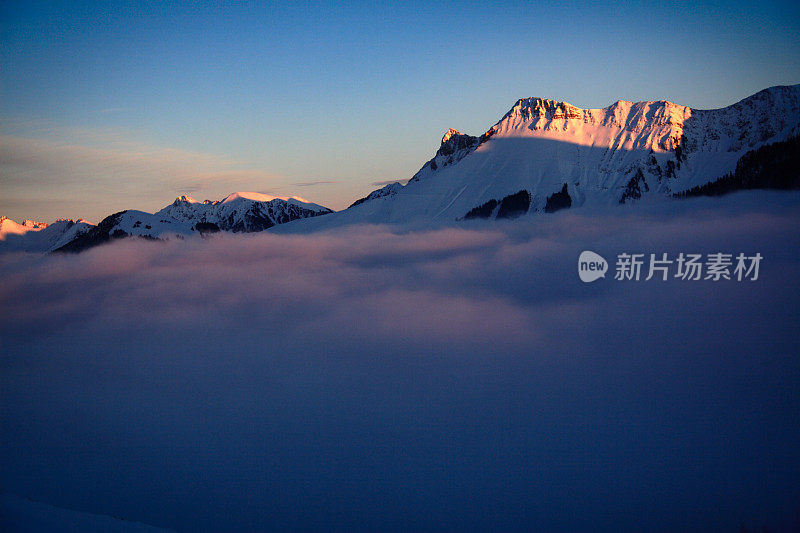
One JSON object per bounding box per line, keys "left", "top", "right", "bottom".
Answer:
{"left": 52, "top": 211, "right": 131, "bottom": 253}
{"left": 677, "top": 134, "right": 800, "bottom": 197}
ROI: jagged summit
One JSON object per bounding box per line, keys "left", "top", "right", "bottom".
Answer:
{"left": 222, "top": 191, "right": 278, "bottom": 203}
{"left": 496, "top": 85, "right": 800, "bottom": 136}
{"left": 219, "top": 191, "right": 314, "bottom": 205}
{"left": 492, "top": 96, "right": 692, "bottom": 146}
{"left": 174, "top": 195, "right": 200, "bottom": 204}
{"left": 503, "top": 97, "right": 583, "bottom": 120}
{"left": 400, "top": 129, "right": 481, "bottom": 183}
{"left": 505, "top": 96, "right": 685, "bottom": 120}
{"left": 172, "top": 191, "right": 316, "bottom": 206}
{"left": 22, "top": 219, "right": 48, "bottom": 228}
{"left": 153, "top": 192, "right": 333, "bottom": 234}
{"left": 441, "top": 128, "right": 464, "bottom": 144}
{"left": 54, "top": 217, "right": 92, "bottom": 224}
{"left": 437, "top": 129, "right": 478, "bottom": 154}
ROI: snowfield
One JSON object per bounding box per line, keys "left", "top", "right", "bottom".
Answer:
{"left": 1, "top": 191, "right": 798, "bottom": 532}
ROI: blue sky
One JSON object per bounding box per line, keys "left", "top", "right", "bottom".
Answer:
{"left": 2, "top": 0, "right": 799, "bottom": 221}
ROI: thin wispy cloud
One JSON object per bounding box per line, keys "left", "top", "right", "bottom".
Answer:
{"left": 292, "top": 180, "right": 338, "bottom": 187}
{"left": 0, "top": 130, "right": 288, "bottom": 222}
{"left": 371, "top": 179, "right": 409, "bottom": 187}
{"left": 176, "top": 185, "right": 203, "bottom": 194}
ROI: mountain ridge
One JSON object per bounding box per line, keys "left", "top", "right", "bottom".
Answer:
{"left": 277, "top": 83, "right": 799, "bottom": 231}
{"left": 0, "top": 192, "right": 334, "bottom": 253}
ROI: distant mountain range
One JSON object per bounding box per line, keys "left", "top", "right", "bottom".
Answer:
{"left": 1, "top": 193, "right": 332, "bottom": 253}
{"left": 2, "top": 84, "right": 799, "bottom": 252}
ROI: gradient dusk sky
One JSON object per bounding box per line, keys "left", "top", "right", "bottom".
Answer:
{"left": 1, "top": 1, "right": 799, "bottom": 222}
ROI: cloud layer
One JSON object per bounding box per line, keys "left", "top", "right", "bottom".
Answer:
{"left": 1, "top": 193, "right": 799, "bottom": 532}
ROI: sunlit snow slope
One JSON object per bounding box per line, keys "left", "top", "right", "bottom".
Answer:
{"left": 0, "top": 217, "right": 94, "bottom": 253}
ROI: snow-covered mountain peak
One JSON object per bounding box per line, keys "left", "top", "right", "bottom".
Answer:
{"left": 1, "top": 216, "right": 94, "bottom": 252}
{"left": 318, "top": 84, "right": 800, "bottom": 228}
{"left": 174, "top": 194, "right": 200, "bottom": 204}
{"left": 494, "top": 86, "right": 800, "bottom": 145}
{"left": 504, "top": 97, "right": 583, "bottom": 121}
{"left": 2, "top": 217, "right": 51, "bottom": 237}
{"left": 0, "top": 216, "right": 24, "bottom": 235}
{"left": 427, "top": 129, "right": 480, "bottom": 168}
{"left": 150, "top": 191, "right": 333, "bottom": 234}
{"left": 218, "top": 191, "right": 330, "bottom": 210}
{"left": 441, "top": 128, "right": 464, "bottom": 144}
{"left": 21, "top": 219, "right": 48, "bottom": 229}
{"left": 492, "top": 96, "right": 692, "bottom": 145}
{"left": 221, "top": 191, "right": 281, "bottom": 204}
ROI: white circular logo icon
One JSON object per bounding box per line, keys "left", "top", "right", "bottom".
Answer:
{"left": 578, "top": 251, "right": 608, "bottom": 282}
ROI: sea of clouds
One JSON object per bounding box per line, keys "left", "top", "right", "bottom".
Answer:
{"left": 1, "top": 192, "right": 799, "bottom": 532}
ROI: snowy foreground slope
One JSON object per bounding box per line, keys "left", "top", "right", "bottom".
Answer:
{"left": 0, "top": 192, "right": 333, "bottom": 253}
{"left": 0, "top": 493, "right": 174, "bottom": 533}
{"left": 279, "top": 84, "right": 800, "bottom": 231}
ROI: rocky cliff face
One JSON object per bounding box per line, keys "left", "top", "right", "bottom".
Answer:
{"left": 348, "top": 182, "right": 404, "bottom": 208}
{"left": 409, "top": 129, "right": 480, "bottom": 180}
